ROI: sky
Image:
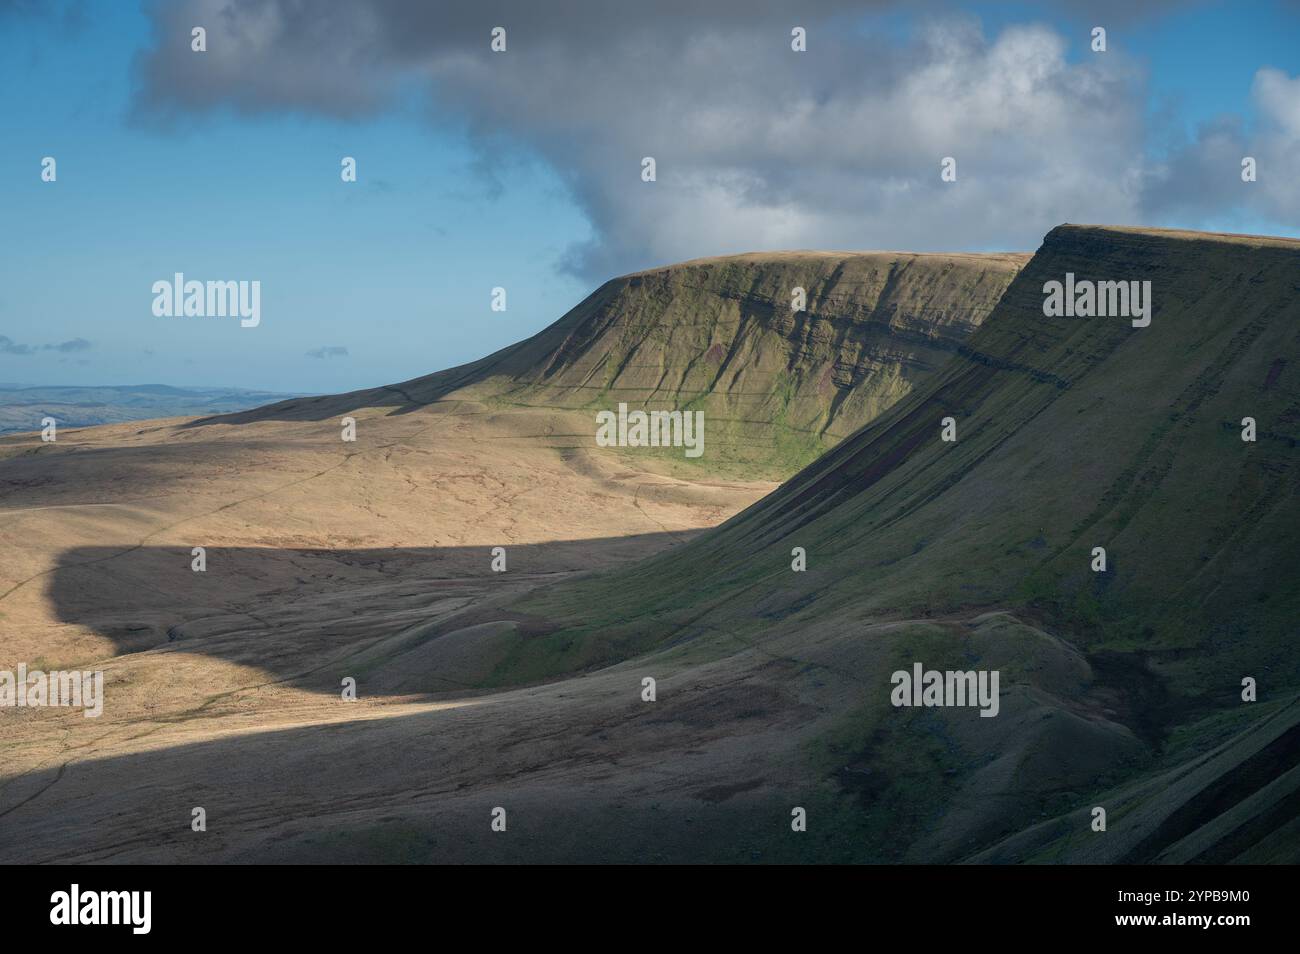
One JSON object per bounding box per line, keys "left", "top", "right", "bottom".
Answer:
{"left": 1, "top": 0, "right": 1298, "bottom": 394}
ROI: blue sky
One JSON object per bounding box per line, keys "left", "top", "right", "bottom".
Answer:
{"left": 1, "top": 0, "right": 1297, "bottom": 393}
{"left": 1, "top": 3, "right": 591, "bottom": 392}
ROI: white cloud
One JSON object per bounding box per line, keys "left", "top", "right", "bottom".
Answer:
{"left": 132, "top": 1, "right": 1294, "bottom": 278}
{"left": 1141, "top": 67, "right": 1300, "bottom": 229}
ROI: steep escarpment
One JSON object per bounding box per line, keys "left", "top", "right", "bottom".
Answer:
{"left": 214, "top": 251, "right": 1026, "bottom": 477}
{"left": 437, "top": 225, "right": 1300, "bottom": 861}
{"left": 4, "top": 226, "right": 1294, "bottom": 865}
{"left": 512, "top": 226, "right": 1300, "bottom": 691}
{"left": 488, "top": 251, "right": 1027, "bottom": 471}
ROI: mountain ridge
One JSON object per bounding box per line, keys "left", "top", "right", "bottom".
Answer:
{"left": 396, "top": 222, "right": 1300, "bottom": 861}
{"left": 203, "top": 249, "right": 1027, "bottom": 477}
{"left": 2, "top": 226, "right": 1294, "bottom": 864}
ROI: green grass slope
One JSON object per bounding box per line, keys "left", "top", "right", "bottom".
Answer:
{"left": 442, "top": 224, "right": 1299, "bottom": 861}
{"left": 511, "top": 225, "right": 1300, "bottom": 689}
{"left": 215, "top": 250, "right": 1025, "bottom": 478}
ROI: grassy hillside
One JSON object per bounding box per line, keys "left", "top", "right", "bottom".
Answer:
{"left": 506, "top": 226, "right": 1300, "bottom": 686}
{"left": 415, "top": 224, "right": 1300, "bottom": 861}
{"left": 216, "top": 251, "right": 1025, "bottom": 478}
{"left": 3, "top": 227, "right": 1293, "bottom": 865}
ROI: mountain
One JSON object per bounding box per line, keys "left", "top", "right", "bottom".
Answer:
{"left": 508, "top": 226, "right": 1299, "bottom": 669}
{"left": 402, "top": 225, "right": 1300, "bottom": 862}
{"left": 5, "top": 228, "right": 1291, "bottom": 863}
{"left": 218, "top": 251, "right": 1026, "bottom": 478}
{"left": 0, "top": 249, "right": 1024, "bottom": 863}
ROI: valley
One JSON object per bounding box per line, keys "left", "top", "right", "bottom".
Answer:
{"left": 1, "top": 229, "right": 1295, "bottom": 864}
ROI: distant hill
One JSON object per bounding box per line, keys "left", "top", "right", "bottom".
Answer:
{"left": 0, "top": 384, "right": 310, "bottom": 434}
